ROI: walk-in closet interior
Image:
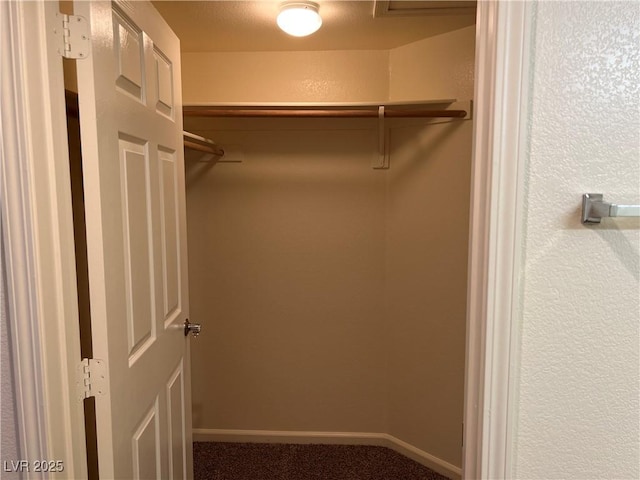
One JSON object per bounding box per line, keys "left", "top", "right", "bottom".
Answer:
{"left": 64, "top": 1, "right": 476, "bottom": 478}
{"left": 155, "top": 1, "right": 476, "bottom": 477}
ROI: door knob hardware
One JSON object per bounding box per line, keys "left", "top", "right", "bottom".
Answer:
{"left": 184, "top": 320, "right": 202, "bottom": 337}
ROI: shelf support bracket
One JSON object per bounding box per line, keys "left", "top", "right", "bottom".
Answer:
{"left": 373, "top": 105, "right": 390, "bottom": 169}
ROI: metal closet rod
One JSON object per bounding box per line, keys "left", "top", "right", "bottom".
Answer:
{"left": 183, "top": 107, "right": 467, "bottom": 119}
{"left": 183, "top": 131, "right": 225, "bottom": 158}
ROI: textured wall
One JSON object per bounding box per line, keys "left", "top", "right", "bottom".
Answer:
{"left": 514, "top": 2, "right": 640, "bottom": 478}
{"left": 181, "top": 27, "right": 475, "bottom": 105}
{"left": 386, "top": 119, "right": 472, "bottom": 467}
{"left": 182, "top": 50, "right": 389, "bottom": 103}
{"left": 185, "top": 117, "right": 387, "bottom": 433}
{"left": 385, "top": 28, "right": 474, "bottom": 468}
{"left": 1, "top": 244, "right": 21, "bottom": 478}
{"left": 389, "top": 26, "right": 475, "bottom": 102}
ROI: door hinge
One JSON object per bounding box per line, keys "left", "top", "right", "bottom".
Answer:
{"left": 54, "top": 13, "right": 90, "bottom": 59}
{"left": 76, "top": 358, "right": 107, "bottom": 401}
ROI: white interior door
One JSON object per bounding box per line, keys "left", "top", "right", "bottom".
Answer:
{"left": 74, "top": 1, "right": 192, "bottom": 478}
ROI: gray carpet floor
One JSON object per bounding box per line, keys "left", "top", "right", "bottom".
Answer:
{"left": 194, "top": 442, "right": 451, "bottom": 480}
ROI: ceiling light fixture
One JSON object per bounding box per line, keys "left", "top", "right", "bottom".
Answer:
{"left": 277, "top": 1, "right": 322, "bottom": 37}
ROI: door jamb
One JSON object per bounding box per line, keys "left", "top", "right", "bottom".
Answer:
{"left": 463, "top": 1, "right": 533, "bottom": 478}
{"left": 0, "top": 1, "right": 87, "bottom": 477}
{"left": 1, "top": 1, "right": 532, "bottom": 478}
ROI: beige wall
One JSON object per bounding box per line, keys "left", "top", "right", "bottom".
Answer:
{"left": 183, "top": 26, "right": 474, "bottom": 470}
{"left": 385, "top": 120, "right": 471, "bottom": 466}
{"left": 384, "top": 26, "right": 474, "bottom": 468}
{"left": 182, "top": 50, "right": 389, "bottom": 103}
{"left": 185, "top": 118, "right": 387, "bottom": 432}
{"left": 181, "top": 27, "right": 475, "bottom": 105}
{"left": 1, "top": 239, "right": 20, "bottom": 480}
{"left": 389, "top": 25, "right": 475, "bottom": 101}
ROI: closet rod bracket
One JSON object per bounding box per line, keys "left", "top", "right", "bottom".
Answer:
{"left": 373, "top": 106, "right": 390, "bottom": 169}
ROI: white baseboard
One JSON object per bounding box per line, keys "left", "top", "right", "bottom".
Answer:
{"left": 192, "top": 428, "right": 462, "bottom": 479}
{"left": 384, "top": 434, "right": 462, "bottom": 480}
{"left": 193, "top": 428, "right": 387, "bottom": 446}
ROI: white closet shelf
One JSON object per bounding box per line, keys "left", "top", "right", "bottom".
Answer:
{"left": 183, "top": 99, "right": 469, "bottom": 119}
{"left": 184, "top": 99, "right": 456, "bottom": 108}
{"left": 183, "top": 99, "right": 472, "bottom": 170}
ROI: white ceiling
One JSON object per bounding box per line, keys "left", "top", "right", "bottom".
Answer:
{"left": 152, "top": 1, "right": 476, "bottom": 52}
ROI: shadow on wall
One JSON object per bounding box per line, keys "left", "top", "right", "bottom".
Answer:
{"left": 185, "top": 155, "right": 219, "bottom": 189}
{"left": 389, "top": 119, "right": 466, "bottom": 181}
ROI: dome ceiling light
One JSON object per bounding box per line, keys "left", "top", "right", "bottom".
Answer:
{"left": 277, "top": 1, "right": 322, "bottom": 37}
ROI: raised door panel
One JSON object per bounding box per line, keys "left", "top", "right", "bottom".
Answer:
{"left": 132, "top": 399, "right": 161, "bottom": 480}
{"left": 114, "top": 8, "right": 145, "bottom": 101}
{"left": 167, "top": 361, "right": 187, "bottom": 480}
{"left": 119, "top": 136, "right": 157, "bottom": 362}
{"left": 158, "top": 147, "right": 181, "bottom": 326}
{"left": 154, "top": 47, "right": 174, "bottom": 118}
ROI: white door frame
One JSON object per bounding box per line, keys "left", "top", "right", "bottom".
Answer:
{"left": 0, "top": 1, "right": 532, "bottom": 478}
{"left": 463, "top": 1, "right": 533, "bottom": 478}
{"left": 0, "top": 1, "right": 88, "bottom": 478}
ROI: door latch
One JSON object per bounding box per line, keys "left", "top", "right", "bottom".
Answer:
{"left": 184, "top": 319, "right": 202, "bottom": 337}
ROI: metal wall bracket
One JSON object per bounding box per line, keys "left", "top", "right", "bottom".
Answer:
{"left": 54, "top": 13, "right": 90, "bottom": 59}
{"left": 370, "top": 100, "right": 472, "bottom": 170}
{"left": 76, "top": 358, "right": 107, "bottom": 401}
{"left": 582, "top": 193, "right": 640, "bottom": 224}
{"left": 372, "top": 106, "right": 390, "bottom": 169}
